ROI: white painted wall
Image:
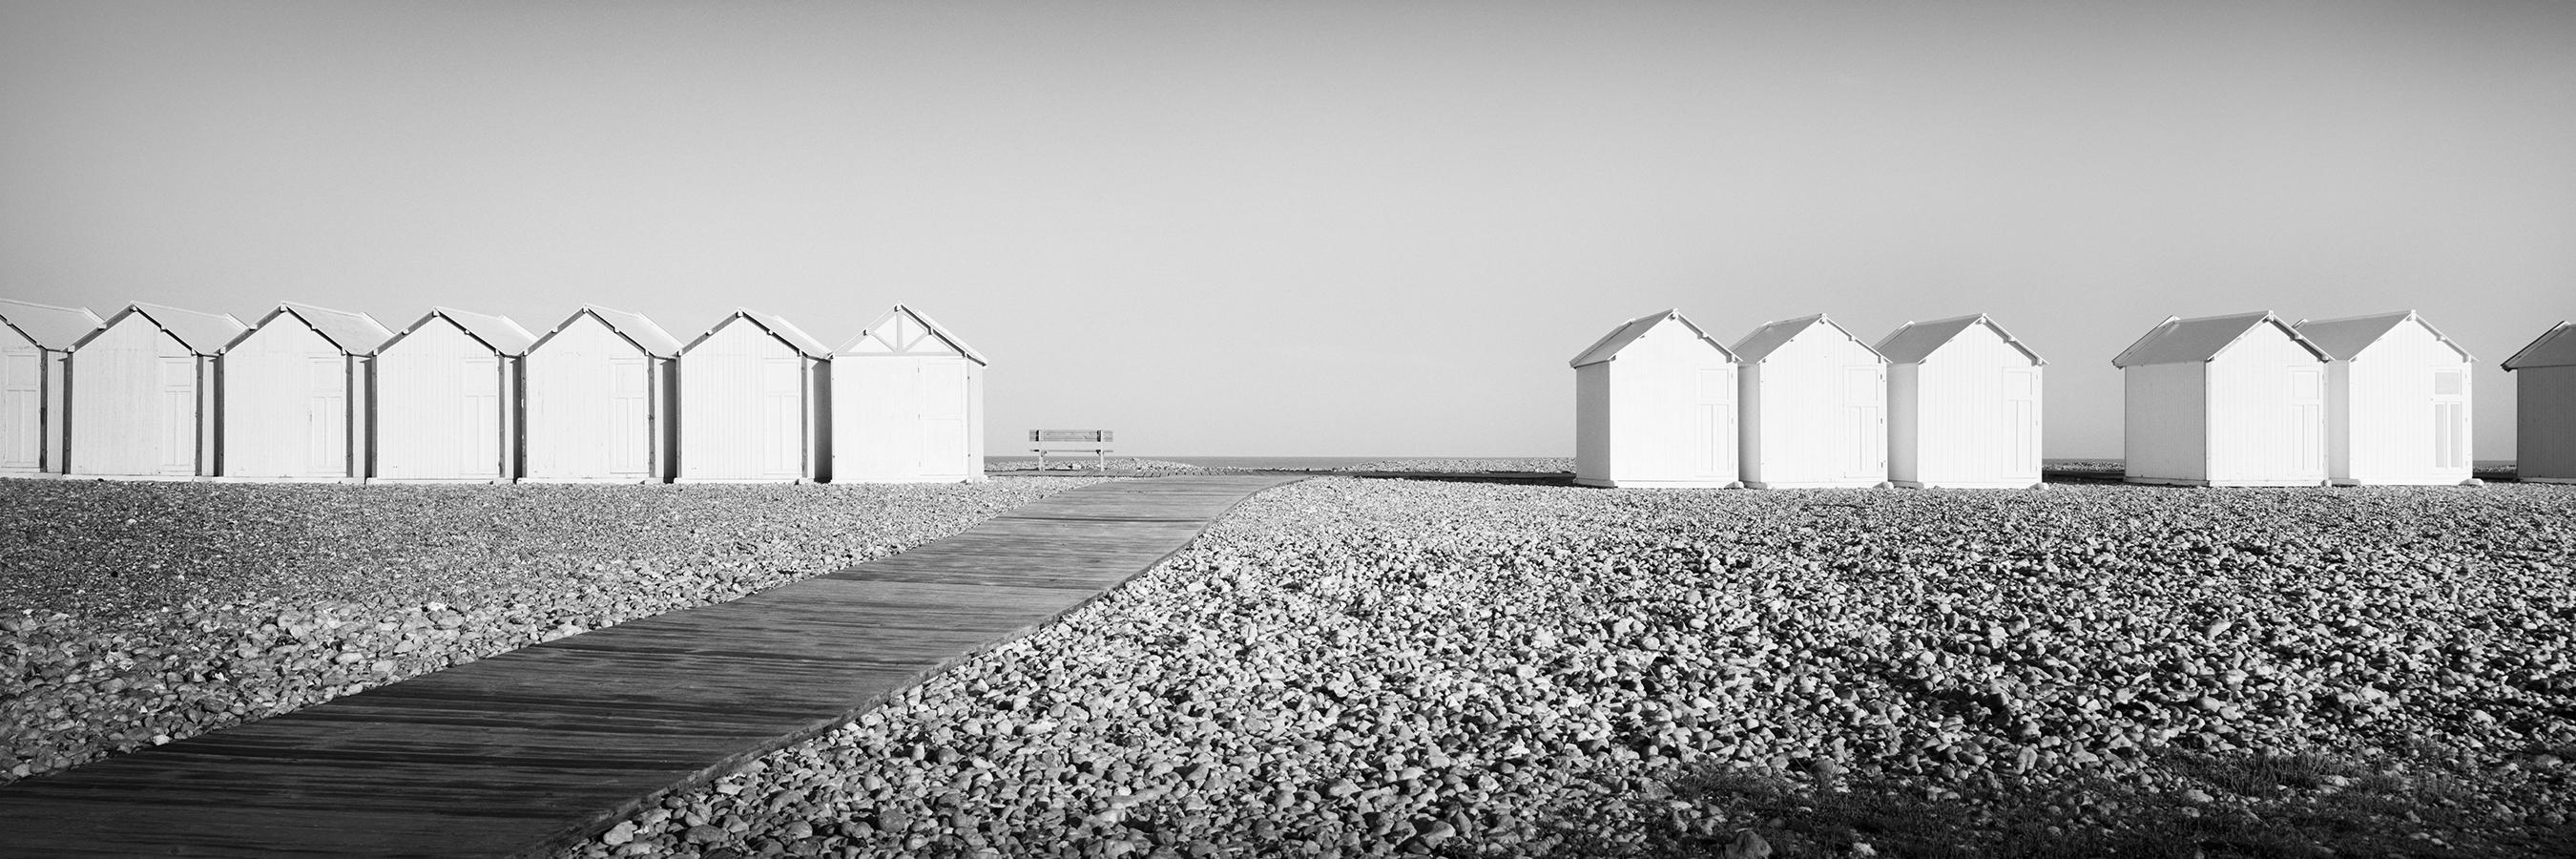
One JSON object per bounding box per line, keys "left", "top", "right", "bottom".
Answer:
{"left": 221, "top": 320, "right": 358, "bottom": 478}
{"left": 2329, "top": 324, "right": 2473, "bottom": 485}
{"left": 2206, "top": 331, "right": 2327, "bottom": 486}
{"left": 1892, "top": 325, "right": 2042, "bottom": 488}
{"left": 1574, "top": 320, "right": 1735, "bottom": 488}
{"left": 2122, "top": 362, "right": 2205, "bottom": 483}
{"left": 1741, "top": 328, "right": 1883, "bottom": 489}
{"left": 831, "top": 357, "right": 983, "bottom": 482}
{"left": 374, "top": 319, "right": 509, "bottom": 480}
{"left": 1, "top": 330, "right": 40, "bottom": 472}
{"left": 680, "top": 318, "right": 814, "bottom": 481}
{"left": 2519, "top": 367, "right": 2576, "bottom": 483}
{"left": 70, "top": 315, "right": 201, "bottom": 476}
{"left": 525, "top": 314, "right": 665, "bottom": 481}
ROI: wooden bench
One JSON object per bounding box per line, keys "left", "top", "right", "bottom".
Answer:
{"left": 1029, "top": 430, "right": 1114, "bottom": 471}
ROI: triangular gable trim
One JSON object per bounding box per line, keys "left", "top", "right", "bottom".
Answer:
{"left": 2291, "top": 310, "right": 2472, "bottom": 363}
{"left": 379, "top": 308, "right": 526, "bottom": 357}
{"left": 239, "top": 304, "right": 389, "bottom": 356}
{"left": 527, "top": 307, "right": 679, "bottom": 359}
{"left": 75, "top": 304, "right": 246, "bottom": 356}
{"left": 0, "top": 299, "right": 104, "bottom": 351}
{"left": 835, "top": 304, "right": 987, "bottom": 364}
{"left": 2503, "top": 321, "right": 2576, "bottom": 370}
{"left": 682, "top": 309, "right": 830, "bottom": 360}
{"left": 1878, "top": 314, "right": 2046, "bottom": 367}
{"left": 2111, "top": 312, "right": 2330, "bottom": 367}
{"left": 1568, "top": 309, "right": 1735, "bottom": 367}
{"left": 1735, "top": 313, "right": 1886, "bottom": 364}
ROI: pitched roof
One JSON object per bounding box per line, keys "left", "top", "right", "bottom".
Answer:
{"left": 686, "top": 308, "right": 830, "bottom": 360}
{"left": 530, "top": 305, "right": 683, "bottom": 358}
{"left": 383, "top": 307, "right": 538, "bottom": 356}
{"left": 246, "top": 303, "right": 394, "bottom": 355}
{"left": 2503, "top": 321, "right": 2576, "bottom": 370}
{"left": 1875, "top": 313, "right": 2046, "bottom": 367}
{"left": 2293, "top": 310, "right": 2471, "bottom": 362}
{"left": 0, "top": 299, "right": 104, "bottom": 350}
{"left": 1732, "top": 313, "right": 1883, "bottom": 363}
{"left": 81, "top": 303, "right": 248, "bottom": 355}
{"left": 839, "top": 304, "right": 989, "bottom": 366}
{"left": 1568, "top": 309, "right": 1734, "bottom": 367}
{"left": 2110, "top": 311, "right": 2327, "bottom": 367}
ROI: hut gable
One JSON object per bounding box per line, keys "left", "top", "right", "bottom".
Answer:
{"left": 2294, "top": 311, "right": 2471, "bottom": 363}
{"left": 689, "top": 309, "right": 831, "bottom": 360}
{"left": 838, "top": 304, "right": 988, "bottom": 365}
{"left": 1733, "top": 314, "right": 1882, "bottom": 364}
{"left": 2111, "top": 311, "right": 2327, "bottom": 367}
{"left": 381, "top": 308, "right": 537, "bottom": 357}
{"left": 2503, "top": 322, "right": 2576, "bottom": 370}
{"left": 81, "top": 303, "right": 249, "bottom": 356}
{"left": 532, "top": 305, "right": 683, "bottom": 359}
{"left": 1876, "top": 314, "right": 2046, "bottom": 367}
{"left": 239, "top": 304, "right": 394, "bottom": 357}
{"left": 0, "top": 299, "right": 105, "bottom": 350}
{"left": 1569, "top": 309, "right": 1735, "bottom": 367}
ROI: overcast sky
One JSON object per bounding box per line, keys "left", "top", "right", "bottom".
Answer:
{"left": 5, "top": 1, "right": 2571, "bottom": 457}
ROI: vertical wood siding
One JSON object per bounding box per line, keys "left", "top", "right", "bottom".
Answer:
{"left": 1, "top": 333, "right": 37, "bottom": 471}
{"left": 2205, "top": 332, "right": 2326, "bottom": 486}
{"left": 220, "top": 321, "right": 353, "bottom": 478}
{"left": 1572, "top": 363, "right": 1611, "bottom": 480}
{"left": 2122, "top": 362, "right": 2206, "bottom": 481}
{"left": 375, "top": 320, "right": 507, "bottom": 480}
{"left": 2333, "top": 324, "right": 2472, "bottom": 485}
{"left": 832, "top": 357, "right": 982, "bottom": 482}
{"left": 1896, "top": 325, "right": 2042, "bottom": 488}
{"left": 525, "top": 315, "right": 660, "bottom": 480}
{"left": 1743, "top": 329, "right": 1882, "bottom": 488}
{"left": 680, "top": 319, "right": 808, "bottom": 481}
{"left": 70, "top": 316, "right": 198, "bottom": 476}
{"left": 1602, "top": 323, "right": 1735, "bottom": 486}
{"left": 2520, "top": 367, "right": 2576, "bottom": 481}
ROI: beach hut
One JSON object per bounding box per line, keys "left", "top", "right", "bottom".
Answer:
{"left": 2111, "top": 311, "right": 2331, "bottom": 487}
{"left": 1733, "top": 314, "right": 1887, "bottom": 489}
{"left": 0, "top": 299, "right": 103, "bottom": 475}
{"left": 2503, "top": 321, "right": 2576, "bottom": 484}
{"left": 1877, "top": 314, "right": 2046, "bottom": 489}
{"left": 677, "top": 308, "right": 830, "bottom": 482}
{"left": 68, "top": 303, "right": 246, "bottom": 478}
{"left": 830, "top": 304, "right": 987, "bottom": 483}
{"left": 373, "top": 307, "right": 535, "bottom": 482}
{"left": 523, "top": 306, "right": 681, "bottom": 482}
{"left": 219, "top": 303, "right": 392, "bottom": 480}
{"left": 1568, "top": 309, "right": 1739, "bottom": 488}
{"left": 2292, "top": 311, "right": 2478, "bottom": 486}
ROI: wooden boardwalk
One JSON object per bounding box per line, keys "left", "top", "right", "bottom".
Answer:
{"left": 0, "top": 474, "right": 1300, "bottom": 857}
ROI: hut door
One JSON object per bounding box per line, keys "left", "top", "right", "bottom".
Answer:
{"left": 2286, "top": 367, "right": 2323, "bottom": 475}
{"left": 308, "top": 356, "right": 346, "bottom": 474}
{"left": 158, "top": 357, "right": 196, "bottom": 473}
{"left": 461, "top": 356, "right": 500, "bottom": 478}
{"left": 920, "top": 364, "right": 968, "bottom": 474}
{"left": 760, "top": 358, "right": 801, "bottom": 476}
{"left": 1696, "top": 367, "right": 1733, "bottom": 477}
{"left": 610, "top": 358, "right": 650, "bottom": 475}
{"left": 2431, "top": 368, "right": 2467, "bottom": 470}
{"left": 1844, "top": 367, "right": 1884, "bottom": 477}
{"left": 2, "top": 349, "right": 37, "bottom": 469}
{"left": 2001, "top": 368, "right": 2039, "bottom": 476}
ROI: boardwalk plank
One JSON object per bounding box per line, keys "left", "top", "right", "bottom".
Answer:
{"left": 0, "top": 474, "right": 1297, "bottom": 857}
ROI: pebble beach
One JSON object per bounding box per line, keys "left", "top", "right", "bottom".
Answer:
{"left": 555, "top": 477, "right": 2576, "bottom": 858}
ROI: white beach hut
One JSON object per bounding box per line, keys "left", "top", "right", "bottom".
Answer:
{"left": 68, "top": 303, "right": 247, "bottom": 478}
{"left": 830, "top": 304, "right": 987, "bottom": 484}
{"left": 219, "top": 303, "right": 393, "bottom": 480}
{"left": 523, "top": 306, "right": 681, "bottom": 483}
{"left": 1877, "top": 314, "right": 2046, "bottom": 489}
{"left": 373, "top": 307, "right": 536, "bottom": 482}
{"left": 678, "top": 309, "right": 830, "bottom": 482}
{"left": 2503, "top": 321, "right": 2576, "bottom": 484}
{"left": 1734, "top": 314, "right": 1888, "bottom": 489}
{"left": 2111, "top": 311, "right": 2331, "bottom": 487}
{"left": 1568, "top": 309, "right": 1739, "bottom": 488}
{"left": 2292, "top": 311, "right": 2478, "bottom": 486}
{"left": 0, "top": 299, "right": 104, "bottom": 475}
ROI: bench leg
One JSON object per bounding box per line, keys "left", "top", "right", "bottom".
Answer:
{"left": 1096, "top": 449, "right": 1108, "bottom": 471}
{"left": 1035, "top": 450, "right": 1047, "bottom": 471}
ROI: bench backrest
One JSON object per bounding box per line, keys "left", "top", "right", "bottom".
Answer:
{"left": 1029, "top": 430, "right": 1113, "bottom": 444}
